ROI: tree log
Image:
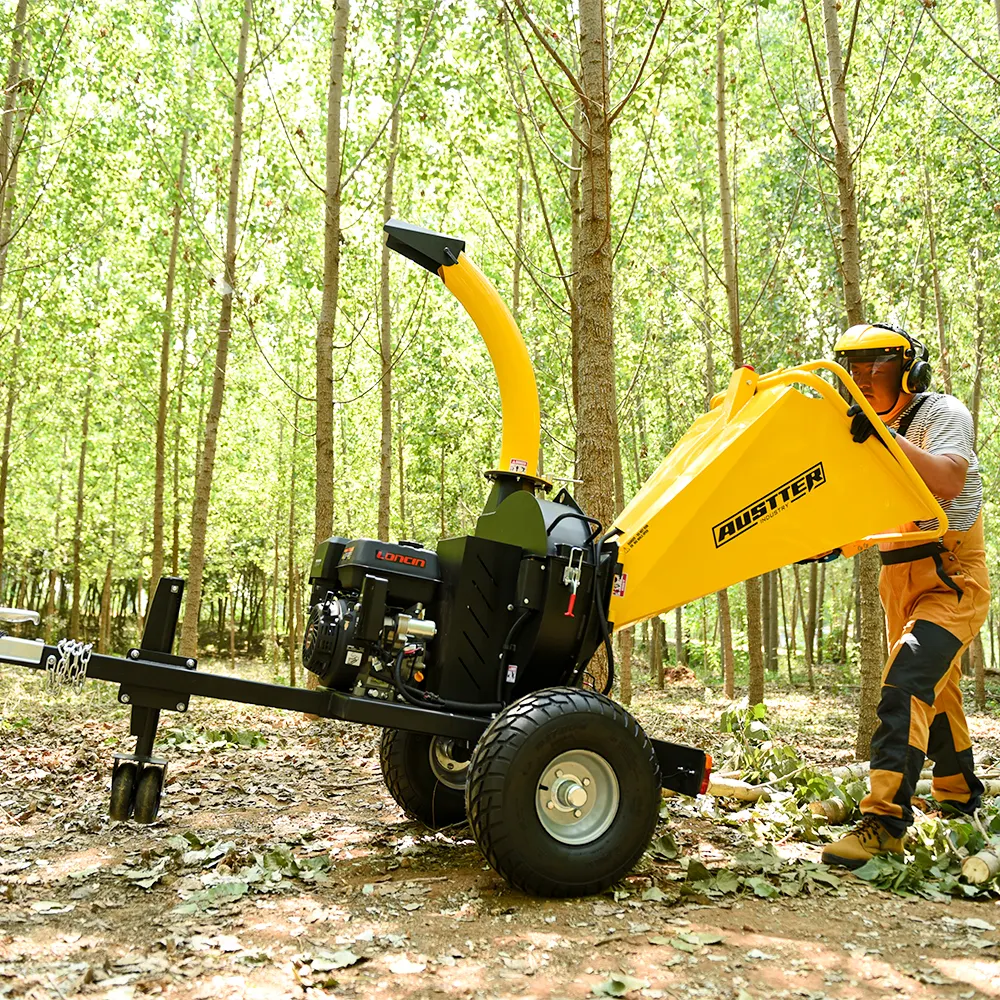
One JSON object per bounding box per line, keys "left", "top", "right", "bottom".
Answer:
{"left": 962, "top": 850, "right": 1000, "bottom": 885}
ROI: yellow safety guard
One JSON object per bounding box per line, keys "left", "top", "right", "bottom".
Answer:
{"left": 609, "top": 363, "right": 948, "bottom": 630}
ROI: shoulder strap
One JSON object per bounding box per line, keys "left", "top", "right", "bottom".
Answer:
{"left": 897, "top": 394, "right": 931, "bottom": 439}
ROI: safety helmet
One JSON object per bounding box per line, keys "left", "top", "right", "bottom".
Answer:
{"left": 834, "top": 322, "right": 932, "bottom": 395}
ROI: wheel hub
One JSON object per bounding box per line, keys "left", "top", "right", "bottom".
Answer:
{"left": 536, "top": 750, "right": 620, "bottom": 845}
{"left": 429, "top": 737, "right": 469, "bottom": 790}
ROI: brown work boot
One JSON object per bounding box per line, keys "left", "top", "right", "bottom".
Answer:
{"left": 821, "top": 815, "right": 905, "bottom": 870}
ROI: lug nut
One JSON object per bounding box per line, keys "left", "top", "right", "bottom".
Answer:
{"left": 573, "top": 809, "right": 582, "bottom": 818}
{"left": 582, "top": 778, "right": 591, "bottom": 787}
{"left": 546, "top": 801, "right": 554, "bottom": 809}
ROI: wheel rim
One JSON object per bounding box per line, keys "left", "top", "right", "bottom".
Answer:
{"left": 535, "top": 749, "right": 620, "bottom": 845}
{"left": 429, "top": 737, "right": 469, "bottom": 790}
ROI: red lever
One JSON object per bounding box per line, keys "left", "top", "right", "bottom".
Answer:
{"left": 564, "top": 593, "right": 576, "bottom": 617}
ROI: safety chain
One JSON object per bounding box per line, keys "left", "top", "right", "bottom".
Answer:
{"left": 44, "top": 638, "right": 93, "bottom": 693}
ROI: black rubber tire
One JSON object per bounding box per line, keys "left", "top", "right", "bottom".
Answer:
{"left": 379, "top": 728, "right": 468, "bottom": 829}
{"left": 465, "top": 687, "right": 661, "bottom": 897}
{"left": 109, "top": 762, "right": 137, "bottom": 821}
{"left": 132, "top": 767, "right": 163, "bottom": 824}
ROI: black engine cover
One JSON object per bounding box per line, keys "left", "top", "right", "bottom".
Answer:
{"left": 338, "top": 539, "right": 440, "bottom": 606}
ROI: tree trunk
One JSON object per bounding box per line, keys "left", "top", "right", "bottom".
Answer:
{"left": 716, "top": 13, "right": 741, "bottom": 367}
{"left": 650, "top": 614, "right": 662, "bottom": 687}
{"left": 172, "top": 272, "right": 190, "bottom": 576}
{"left": 817, "top": 562, "right": 826, "bottom": 665}
{"left": 761, "top": 570, "right": 771, "bottom": 671}
{"left": 396, "top": 395, "right": 406, "bottom": 530}
{"left": 973, "top": 631, "right": 986, "bottom": 711}
{"left": 970, "top": 246, "right": 985, "bottom": 447}
{"left": 152, "top": 123, "right": 190, "bottom": 594}
{"left": 439, "top": 440, "right": 446, "bottom": 537}
{"left": 719, "top": 589, "right": 734, "bottom": 699}
{"left": 613, "top": 401, "right": 632, "bottom": 704}
{"left": 0, "top": 0, "right": 28, "bottom": 585}
{"left": 98, "top": 457, "right": 120, "bottom": 653}
{"left": 855, "top": 548, "right": 883, "bottom": 757}
{"left": 922, "top": 160, "right": 951, "bottom": 394}
{"left": 0, "top": 314, "right": 20, "bottom": 583}
{"left": 0, "top": 0, "right": 29, "bottom": 308}
{"left": 288, "top": 392, "right": 300, "bottom": 686}
{"left": 271, "top": 430, "right": 282, "bottom": 673}
{"left": 575, "top": 0, "right": 616, "bottom": 538}
{"left": 569, "top": 106, "right": 581, "bottom": 432}
{"left": 314, "top": 0, "right": 350, "bottom": 548}
{"left": 377, "top": 6, "right": 403, "bottom": 543}
{"left": 840, "top": 596, "right": 851, "bottom": 665}
{"left": 796, "top": 564, "right": 815, "bottom": 690}
{"left": 179, "top": 0, "right": 251, "bottom": 658}
{"left": 746, "top": 576, "right": 764, "bottom": 706}
{"left": 821, "top": 0, "right": 881, "bottom": 757}
{"left": 70, "top": 379, "right": 92, "bottom": 639}
{"left": 228, "top": 577, "right": 237, "bottom": 670}
{"left": 767, "top": 569, "right": 781, "bottom": 674}
{"left": 778, "top": 568, "right": 793, "bottom": 682}
{"left": 674, "top": 606, "right": 685, "bottom": 667}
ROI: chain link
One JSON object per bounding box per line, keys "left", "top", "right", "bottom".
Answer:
{"left": 45, "top": 638, "right": 93, "bottom": 693}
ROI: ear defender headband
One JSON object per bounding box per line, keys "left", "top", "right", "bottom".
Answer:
{"left": 870, "top": 322, "right": 932, "bottom": 394}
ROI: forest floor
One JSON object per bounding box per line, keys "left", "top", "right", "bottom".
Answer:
{"left": 3, "top": 660, "right": 1000, "bottom": 1000}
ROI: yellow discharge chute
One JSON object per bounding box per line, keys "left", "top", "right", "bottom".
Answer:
{"left": 609, "top": 364, "right": 948, "bottom": 631}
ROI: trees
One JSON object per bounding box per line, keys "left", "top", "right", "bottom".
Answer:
{"left": 0, "top": 0, "right": 991, "bottom": 704}
{"left": 179, "top": 0, "right": 252, "bottom": 659}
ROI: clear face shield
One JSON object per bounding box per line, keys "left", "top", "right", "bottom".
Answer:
{"left": 835, "top": 349, "right": 904, "bottom": 415}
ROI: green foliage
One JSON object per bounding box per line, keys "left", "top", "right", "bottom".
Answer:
{"left": 161, "top": 726, "right": 267, "bottom": 749}
{"left": 718, "top": 700, "right": 802, "bottom": 784}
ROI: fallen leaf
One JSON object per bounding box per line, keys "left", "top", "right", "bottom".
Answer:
{"left": 592, "top": 973, "right": 649, "bottom": 997}
{"left": 388, "top": 957, "right": 426, "bottom": 974}
{"left": 31, "top": 901, "right": 75, "bottom": 914}
{"left": 313, "top": 949, "right": 361, "bottom": 971}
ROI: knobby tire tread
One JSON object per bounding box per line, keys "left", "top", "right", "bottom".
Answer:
{"left": 465, "top": 687, "right": 660, "bottom": 897}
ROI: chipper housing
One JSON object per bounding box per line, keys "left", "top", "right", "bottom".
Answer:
{"left": 0, "top": 221, "right": 948, "bottom": 897}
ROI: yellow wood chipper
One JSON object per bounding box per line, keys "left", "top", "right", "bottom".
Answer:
{"left": 0, "top": 221, "right": 948, "bottom": 897}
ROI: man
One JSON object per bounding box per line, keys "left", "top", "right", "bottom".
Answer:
{"left": 820, "top": 322, "right": 991, "bottom": 869}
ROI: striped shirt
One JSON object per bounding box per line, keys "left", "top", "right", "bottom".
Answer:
{"left": 889, "top": 392, "right": 982, "bottom": 533}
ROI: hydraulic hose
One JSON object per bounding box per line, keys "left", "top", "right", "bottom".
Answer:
{"left": 496, "top": 610, "right": 534, "bottom": 704}
{"left": 392, "top": 648, "right": 502, "bottom": 716}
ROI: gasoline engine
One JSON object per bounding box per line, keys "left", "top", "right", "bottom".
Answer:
{"left": 301, "top": 486, "right": 620, "bottom": 714}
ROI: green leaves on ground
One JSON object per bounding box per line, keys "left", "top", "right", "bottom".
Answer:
{"left": 592, "top": 973, "right": 649, "bottom": 997}
{"left": 161, "top": 727, "right": 268, "bottom": 749}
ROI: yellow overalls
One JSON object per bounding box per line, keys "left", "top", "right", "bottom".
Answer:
{"left": 862, "top": 514, "right": 991, "bottom": 833}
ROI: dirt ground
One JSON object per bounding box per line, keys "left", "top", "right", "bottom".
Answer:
{"left": 3, "top": 664, "right": 1000, "bottom": 1000}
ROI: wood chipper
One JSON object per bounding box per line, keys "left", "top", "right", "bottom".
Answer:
{"left": 0, "top": 221, "right": 949, "bottom": 898}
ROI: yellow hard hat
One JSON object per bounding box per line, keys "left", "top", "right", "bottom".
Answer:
{"left": 834, "top": 323, "right": 911, "bottom": 353}
{"left": 834, "top": 322, "right": 932, "bottom": 394}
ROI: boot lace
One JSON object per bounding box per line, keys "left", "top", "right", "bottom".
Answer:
{"left": 851, "top": 814, "right": 886, "bottom": 843}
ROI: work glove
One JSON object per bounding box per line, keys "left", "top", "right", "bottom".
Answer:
{"left": 846, "top": 403, "right": 896, "bottom": 447}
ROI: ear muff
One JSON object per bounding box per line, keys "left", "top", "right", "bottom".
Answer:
{"left": 901, "top": 338, "right": 932, "bottom": 393}
{"left": 871, "top": 323, "right": 932, "bottom": 394}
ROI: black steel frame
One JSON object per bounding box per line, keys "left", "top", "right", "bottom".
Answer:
{"left": 1, "top": 575, "right": 708, "bottom": 799}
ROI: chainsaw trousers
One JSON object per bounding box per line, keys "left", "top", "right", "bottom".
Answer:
{"left": 861, "top": 515, "right": 991, "bottom": 836}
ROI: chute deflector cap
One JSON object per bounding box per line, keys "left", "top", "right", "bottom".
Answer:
{"left": 384, "top": 219, "right": 466, "bottom": 275}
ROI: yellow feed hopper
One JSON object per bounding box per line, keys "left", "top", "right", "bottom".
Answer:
{"left": 609, "top": 363, "right": 948, "bottom": 630}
